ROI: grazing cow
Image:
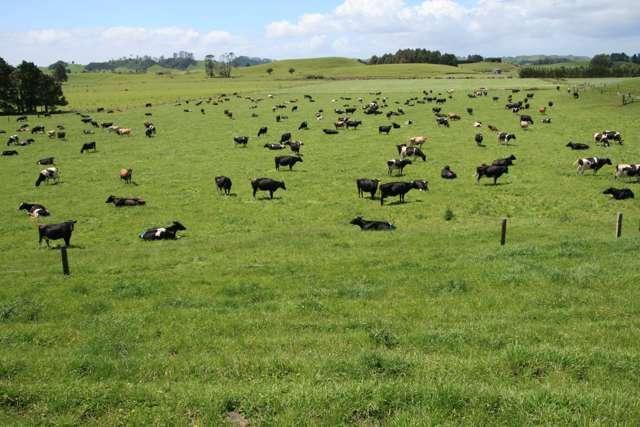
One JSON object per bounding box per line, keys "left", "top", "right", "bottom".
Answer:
{"left": 6, "top": 135, "right": 19, "bottom": 145}
{"left": 497, "top": 132, "right": 516, "bottom": 145}
{"left": 139, "top": 221, "right": 186, "bottom": 241}
{"left": 35, "top": 167, "right": 60, "bottom": 187}
{"left": 473, "top": 121, "right": 482, "bottom": 128}
{"left": 593, "top": 133, "right": 609, "bottom": 146}
{"left": 284, "top": 140, "right": 303, "bottom": 154}
{"left": 488, "top": 124, "right": 499, "bottom": 132}
{"left": 38, "top": 220, "right": 77, "bottom": 247}
{"left": 492, "top": 155, "right": 517, "bottom": 166}
{"left": 441, "top": 165, "right": 457, "bottom": 179}
{"left": 120, "top": 168, "right": 133, "bottom": 184}
{"left": 448, "top": 113, "right": 461, "bottom": 121}
{"left": 234, "top": 136, "right": 249, "bottom": 147}
{"left": 145, "top": 125, "right": 156, "bottom": 137}
{"left": 432, "top": 107, "right": 442, "bottom": 113}
{"left": 387, "top": 159, "right": 412, "bottom": 176}
{"left": 116, "top": 128, "right": 131, "bottom": 136}
{"left": 575, "top": 157, "right": 612, "bottom": 175}
{"left": 2, "top": 150, "right": 18, "bottom": 156}
{"left": 392, "top": 122, "right": 401, "bottom": 129}
{"left": 379, "top": 180, "right": 428, "bottom": 205}
{"left": 257, "top": 126, "right": 268, "bottom": 137}
{"left": 264, "top": 143, "right": 286, "bottom": 150}
{"left": 603, "top": 188, "right": 634, "bottom": 200}
{"left": 298, "top": 121, "right": 308, "bottom": 130}
{"left": 604, "top": 130, "right": 623, "bottom": 145}
{"left": 251, "top": 177, "right": 286, "bottom": 199}
{"left": 467, "top": 108, "right": 474, "bottom": 115}
{"left": 280, "top": 132, "right": 292, "bottom": 143}
{"left": 520, "top": 114, "right": 534, "bottom": 124}
{"left": 350, "top": 216, "right": 395, "bottom": 231}
{"left": 378, "top": 125, "right": 392, "bottom": 135}
{"left": 475, "top": 133, "right": 484, "bottom": 146}
{"left": 356, "top": 178, "right": 380, "bottom": 199}
{"left": 31, "top": 125, "right": 45, "bottom": 134}
{"left": 46, "top": 130, "right": 56, "bottom": 139}
{"left": 476, "top": 164, "right": 508, "bottom": 185}
{"left": 539, "top": 107, "right": 546, "bottom": 114}
{"left": 436, "top": 117, "right": 449, "bottom": 127}
{"left": 36, "top": 157, "right": 55, "bottom": 165}
{"left": 397, "top": 145, "right": 426, "bottom": 161}
{"left": 16, "top": 116, "right": 27, "bottom": 122}
{"left": 80, "top": 142, "right": 96, "bottom": 153}
{"left": 409, "top": 136, "right": 426, "bottom": 146}
{"left": 614, "top": 163, "right": 640, "bottom": 179}
{"left": 215, "top": 176, "right": 232, "bottom": 195}
{"left": 323, "top": 129, "right": 339, "bottom": 135}
{"left": 566, "top": 142, "right": 589, "bottom": 150}
{"left": 105, "top": 196, "right": 146, "bottom": 206}
{"left": 549, "top": 101, "right": 554, "bottom": 107}
{"left": 101, "top": 122, "right": 114, "bottom": 128}
{"left": 275, "top": 155, "right": 303, "bottom": 171}
{"left": 542, "top": 118, "right": 552, "bottom": 124}
{"left": 346, "top": 120, "right": 362, "bottom": 129}
{"left": 19, "top": 202, "right": 49, "bottom": 217}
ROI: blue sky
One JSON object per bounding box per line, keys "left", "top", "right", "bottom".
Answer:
{"left": 1, "top": 0, "right": 638, "bottom": 65}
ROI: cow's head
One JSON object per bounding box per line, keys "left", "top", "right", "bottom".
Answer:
{"left": 35, "top": 173, "right": 46, "bottom": 187}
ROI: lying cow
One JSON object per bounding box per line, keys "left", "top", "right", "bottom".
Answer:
{"left": 139, "top": 221, "right": 186, "bottom": 241}
{"left": 36, "top": 157, "right": 55, "bottom": 165}
{"left": 566, "top": 142, "right": 589, "bottom": 150}
{"left": 603, "top": 188, "right": 634, "bottom": 200}
{"left": 19, "top": 202, "right": 49, "bottom": 217}
{"left": 251, "top": 177, "right": 286, "bottom": 199}
{"left": 379, "top": 180, "right": 428, "bottom": 205}
{"left": 35, "top": 167, "right": 60, "bottom": 187}
{"left": 38, "top": 220, "right": 76, "bottom": 247}
{"left": 80, "top": 142, "right": 96, "bottom": 153}
{"left": 575, "top": 157, "right": 612, "bottom": 175}
{"left": 356, "top": 178, "right": 379, "bottom": 199}
{"left": 323, "top": 129, "right": 339, "bottom": 135}
{"left": 264, "top": 143, "right": 286, "bottom": 150}
{"left": 476, "top": 164, "right": 508, "bottom": 185}
{"left": 105, "top": 195, "right": 146, "bottom": 206}
{"left": 2, "top": 150, "right": 18, "bottom": 156}
{"left": 441, "top": 166, "right": 457, "bottom": 179}
{"left": 350, "top": 216, "right": 396, "bottom": 231}
{"left": 215, "top": 176, "right": 232, "bottom": 195}
{"left": 387, "top": 159, "right": 412, "bottom": 176}
{"left": 615, "top": 163, "right": 640, "bottom": 179}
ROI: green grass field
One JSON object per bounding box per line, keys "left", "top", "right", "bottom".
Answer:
{"left": 2, "top": 65, "right": 640, "bottom": 425}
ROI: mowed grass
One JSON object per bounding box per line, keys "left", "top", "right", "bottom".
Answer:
{"left": 1, "top": 71, "right": 640, "bottom": 425}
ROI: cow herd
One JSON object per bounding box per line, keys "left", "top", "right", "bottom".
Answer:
{"left": 5, "top": 82, "right": 636, "bottom": 248}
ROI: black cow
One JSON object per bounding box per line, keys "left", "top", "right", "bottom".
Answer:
{"left": 31, "top": 125, "right": 45, "bottom": 134}
{"left": 542, "top": 118, "right": 552, "bottom": 124}
{"left": 2, "top": 150, "right": 18, "bottom": 156}
{"left": 264, "top": 143, "right": 286, "bottom": 150}
{"left": 234, "top": 136, "right": 249, "bottom": 147}
{"left": 280, "top": 132, "right": 292, "bottom": 143}
{"left": 441, "top": 166, "right": 457, "bottom": 179}
{"left": 350, "top": 216, "right": 395, "bottom": 231}
{"left": 379, "top": 125, "right": 391, "bottom": 134}
{"left": 19, "top": 202, "right": 49, "bottom": 217}
{"left": 575, "top": 157, "right": 612, "bottom": 175}
{"left": 36, "top": 157, "right": 55, "bottom": 165}
{"left": 257, "top": 127, "right": 268, "bottom": 137}
{"left": 57, "top": 131, "right": 66, "bottom": 139}
{"left": 436, "top": 117, "right": 449, "bottom": 127}
{"left": 215, "top": 176, "right": 232, "bottom": 195}
{"left": 346, "top": 120, "right": 362, "bottom": 129}
{"left": 356, "top": 178, "right": 379, "bottom": 199}
{"left": 101, "top": 122, "right": 114, "bottom": 128}
{"left": 492, "top": 155, "right": 516, "bottom": 167}
{"left": 475, "top": 133, "right": 484, "bottom": 146}
{"left": 105, "top": 196, "right": 146, "bottom": 206}
{"left": 397, "top": 145, "right": 426, "bottom": 161}
{"left": 139, "top": 221, "right": 186, "bottom": 241}
{"left": 566, "top": 142, "right": 589, "bottom": 150}
{"left": 80, "top": 142, "right": 96, "bottom": 153}
{"left": 251, "top": 178, "right": 286, "bottom": 198}
{"left": 387, "top": 159, "right": 412, "bottom": 176}
{"left": 145, "top": 125, "right": 156, "bottom": 137}
{"left": 379, "top": 180, "right": 428, "bottom": 205}
{"left": 284, "top": 140, "right": 303, "bottom": 154}
{"left": 16, "top": 116, "right": 27, "bottom": 122}
{"left": 323, "top": 129, "right": 339, "bottom": 135}
{"left": 603, "top": 188, "right": 634, "bottom": 200}
{"left": 476, "top": 164, "right": 508, "bottom": 184}
{"left": 298, "top": 121, "right": 308, "bottom": 130}
{"left": 38, "top": 221, "right": 76, "bottom": 247}
{"left": 520, "top": 114, "right": 534, "bottom": 124}
{"left": 275, "top": 155, "right": 303, "bottom": 171}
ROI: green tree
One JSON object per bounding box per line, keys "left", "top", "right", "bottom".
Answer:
{"left": 204, "top": 54, "right": 215, "bottom": 78}
{"left": 590, "top": 54, "right": 612, "bottom": 68}
{"left": 288, "top": 67, "right": 295, "bottom": 74}
{"left": 52, "top": 61, "right": 68, "bottom": 83}
{"left": 266, "top": 67, "right": 274, "bottom": 75}
{"left": 0, "top": 58, "right": 16, "bottom": 112}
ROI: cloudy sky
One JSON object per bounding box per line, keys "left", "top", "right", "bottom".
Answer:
{"left": 2, "top": 0, "right": 639, "bottom": 65}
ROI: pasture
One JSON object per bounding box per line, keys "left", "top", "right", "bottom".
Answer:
{"left": 2, "top": 70, "right": 640, "bottom": 425}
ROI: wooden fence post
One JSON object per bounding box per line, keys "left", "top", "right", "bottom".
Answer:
{"left": 61, "top": 247, "right": 70, "bottom": 275}
{"left": 616, "top": 213, "right": 623, "bottom": 239}
{"left": 500, "top": 218, "right": 507, "bottom": 245}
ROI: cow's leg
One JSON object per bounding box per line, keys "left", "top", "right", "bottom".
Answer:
{"left": 252, "top": 188, "right": 257, "bottom": 198}
{"left": 64, "top": 236, "right": 70, "bottom": 247}
{"left": 269, "top": 190, "right": 274, "bottom": 199}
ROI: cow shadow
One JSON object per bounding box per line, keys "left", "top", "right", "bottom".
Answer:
{"left": 481, "top": 182, "right": 509, "bottom": 186}
{"left": 384, "top": 199, "right": 423, "bottom": 206}
{"left": 45, "top": 244, "right": 84, "bottom": 250}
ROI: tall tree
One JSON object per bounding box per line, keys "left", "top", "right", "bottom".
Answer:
{"left": 0, "top": 58, "right": 16, "bottom": 112}
{"left": 52, "top": 61, "right": 68, "bottom": 83}
{"left": 217, "top": 52, "right": 235, "bottom": 78}
{"left": 204, "top": 54, "right": 215, "bottom": 78}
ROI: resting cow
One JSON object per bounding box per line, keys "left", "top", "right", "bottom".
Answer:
{"left": 264, "top": 143, "right": 286, "bottom": 150}
{"left": 19, "top": 202, "right": 50, "bottom": 217}
{"left": 441, "top": 166, "right": 457, "bottom": 179}
{"left": 80, "top": 142, "right": 96, "bottom": 153}
{"left": 350, "top": 216, "right": 395, "bottom": 230}
{"left": 105, "top": 195, "right": 146, "bottom": 206}
{"left": 566, "top": 142, "right": 589, "bottom": 150}
{"left": 603, "top": 188, "right": 634, "bottom": 200}
{"left": 139, "top": 221, "right": 186, "bottom": 240}
{"left": 36, "top": 157, "right": 55, "bottom": 165}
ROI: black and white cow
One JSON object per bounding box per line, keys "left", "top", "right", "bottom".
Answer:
{"left": 603, "top": 130, "right": 623, "bottom": 145}
{"left": 251, "top": 177, "right": 286, "bottom": 198}
{"left": 593, "top": 133, "right": 609, "bottom": 146}
{"left": 397, "top": 145, "right": 426, "bottom": 161}
{"left": 356, "top": 178, "right": 380, "bottom": 199}
{"left": 234, "top": 136, "right": 249, "bottom": 147}
{"left": 36, "top": 157, "right": 55, "bottom": 165}
{"left": 603, "top": 188, "right": 634, "bottom": 200}
{"left": 139, "top": 221, "right": 186, "bottom": 240}
{"left": 436, "top": 117, "right": 449, "bottom": 127}
{"left": 575, "top": 157, "right": 612, "bottom": 175}
{"left": 387, "top": 159, "right": 412, "bottom": 176}
{"left": 215, "top": 176, "right": 232, "bottom": 195}
{"left": 476, "top": 164, "right": 508, "bottom": 185}
{"left": 19, "top": 202, "right": 50, "bottom": 217}
{"left": 379, "top": 180, "right": 428, "bottom": 205}
{"left": 264, "top": 143, "right": 286, "bottom": 150}
{"left": 80, "top": 142, "right": 96, "bottom": 153}
{"left": 350, "top": 216, "right": 395, "bottom": 230}
{"left": 38, "top": 220, "right": 76, "bottom": 247}
{"left": 275, "top": 155, "right": 303, "bottom": 171}
{"left": 35, "top": 167, "right": 60, "bottom": 187}
{"left": 614, "top": 163, "right": 640, "bottom": 179}
{"left": 497, "top": 132, "right": 516, "bottom": 145}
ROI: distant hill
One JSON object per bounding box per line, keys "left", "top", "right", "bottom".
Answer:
{"left": 231, "top": 56, "right": 272, "bottom": 67}
{"left": 503, "top": 55, "right": 590, "bottom": 65}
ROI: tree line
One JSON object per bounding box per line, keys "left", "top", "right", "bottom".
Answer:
{"left": 519, "top": 53, "right": 640, "bottom": 78}
{"left": 0, "top": 57, "right": 67, "bottom": 114}
{"left": 85, "top": 53, "right": 197, "bottom": 73}
{"left": 367, "top": 49, "right": 501, "bottom": 66}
